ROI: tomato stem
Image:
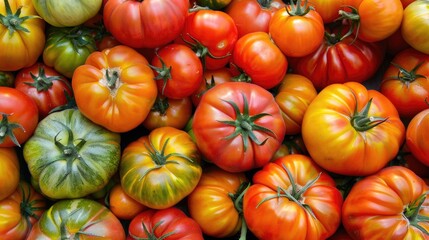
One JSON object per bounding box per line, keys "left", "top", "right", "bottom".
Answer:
{"left": 149, "top": 51, "right": 172, "bottom": 96}
{"left": 0, "top": 0, "right": 40, "bottom": 36}
{"left": 150, "top": 97, "right": 170, "bottom": 115}
{"left": 257, "top": 0, "right": 274, "bottom": 8}
{"left": 0, "top": 113, "right": 24, "bottom": 147}
{"left": 404, "top": 192, "right": 429, "bottom": 235}
{"left": 387, "top": 61, "right": 427, "bottom": 86}
{"left": 285, "top": 0, "right": 312, "bottom": 16}
{"left": 336, "top": 6, "right": 360, "bottom": 42}
{"left": 350, "top": 98, "right": 388, "bottom": 132}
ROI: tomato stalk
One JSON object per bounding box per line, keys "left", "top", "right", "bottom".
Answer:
{"left": 0, "top": 113, "right": 24, "bottom": 147}
{"left": 0, "top": 0, "right": 40, "bottom": 35}
{"left": 149, "top": 53, "right": 172, "bottom": 96}
{"left": 257, "top": 0, "right": 274, "bottom": 8}
{"left": 388, "top": 61, "right": 427, "bottom": 87}
{"left": 403, "top": 192, "right": 429, "bottom": 235}
{"left": 129, "top": 221, "right": 175, "bottom": 240}
{"left": 19, "top": 183, "right": 45, "bottom": 224}
{"left": 49, "top": 90, "right": 77, "bottom": 114}
{"left": 228, "top": 182, "right": 250, "bottom": 240}
{"left": 350, "top": 98, "right": 388, "bottom": 132}
{"left": 150, "top": 97, "right": 170, "bottom": 115}
{"left": 337, "top": 6, "right": 360, "bottom": 42}
{"left": 24, "top": 65, "right": 68, "bottom": 92}
{"left": 285, "top": 0, "right": 312, "bottom": 16}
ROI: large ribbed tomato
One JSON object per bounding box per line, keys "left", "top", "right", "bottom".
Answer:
{"left": 406, "top": 108, "right": 429, "bottom": 166}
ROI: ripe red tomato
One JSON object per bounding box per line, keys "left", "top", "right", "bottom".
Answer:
{"left": 406, "top": 108, "right": 429, "bottom": 166}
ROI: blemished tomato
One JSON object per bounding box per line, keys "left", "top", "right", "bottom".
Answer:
{"left": 243, "top": 154, "right": 343, "bottom": 240}
{"left": 302, "top": 82, "right": 405, "bottom": 176}
{"left": 269, "top": 0, "right": 324, "bottom": 57}
{"left": 0, "top": 147, "right": 19, "bottom": 201}
{"left": 128, "top": 207, "right": 204, "bottom": 240}
{"left": 401, "top": 0, "right": 429, "bottom": 54}
{"left": 0, "top": 87, "right": 38, "bottom": 147}
{"left": 406, "top": 108, "right": 429, "bottom": 166}
{"left": 14, "top": 62, "right": 73, "bottom": 119}
{"left": 231, "top": 31, "right": 288, "bottom": 90}
{"left": 72, "top": 45, "right": 158, "bottom": 133}
{"left": 342, "top": 166, "right": 429, "bottom": 239}
{"left": 0, "top": 0, "right": 45, "bottom": 71}
{"left": 192, "top": 82, "right": 286, "bottom": 172}
{"left": 108, "top": 184, "right": 147, "bottom": 220}
{"left": 0, "top": 181, "right": 47, "bottom": 240}
{"left": 103, "top": 0, "right": 189, "bottom": 49}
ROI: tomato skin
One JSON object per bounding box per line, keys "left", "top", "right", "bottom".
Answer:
{"left": 0, "top": 147, "right": 19, "bottom": 201}
{"left": 406, "top": 108, "right": 429, "bottom": 166}
{"left": 243, "top": 154, "right": 343, "bottom": 240}
{"left": 380, "top": 48, "right": 429, "bottom": 120}
{"left": 192, "top": 82, "right": 286, "bottom": 172}
{"left": 0, "top": 87, "right": 39, "bottom": 147}
{"left": 14, "top": 62, "right": 73, "bottom": 119}
{"left": 402, "top": 0, "right": 429, "bottom": 54}
{"left": 0, "top": 0, "right": 45, "bottom": 71}
{"left": 72, "top": 45, "right": 158, "bottom": 133}
{"left": 128, "top": 207, "right": 204, "bottom": 240}
{"left": 231, "top": 32, "right": 288, "bottom": 90}
{"left": 308, "top": 0, "right": 347, "bottom": 23}
{"left": 342, "top": 166, "right": 429, "bottom": 239}
{"left": 104, "top": 0, "right": 189, "bottom": 49}
{"left": 302, "top": 82, "right": 405, "bottom": 176}
{"left": 109, "top": 184, "right": 147, "bottom": 220}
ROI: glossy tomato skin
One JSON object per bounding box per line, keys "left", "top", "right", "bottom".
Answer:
{"left": 342, "top": 166, "right": 429, "bottom": 239}
{"left": 243, "top": 154, "right": 343, "bottom": 240}
{"left": 103, "top": 0, "right": 189, "bottom": 49}
{"left": 72, "top": 45, "right": 158, "bottom": 133}
{"left": 402, "top": 0, "right": 429, "bottom": 54}
{"left": 308, "top": 0, "right": 348, "bottom": 23}
{"left": 302, "top": 82, "right": 405, "bottom": 176}
{"left": 406, "top": 109, "right": 429, "bottom": 166}
{"left": 231, "top": 32, "right": 288, "bottom": 90}
{"left": 0, "top": 87, "right": 38, "bottom": 147}
{"left": 192, "top": 82, "right": 286, "bottom": 172}
{"left": 380, "top": 48, "right": 429, "bottom": 120}
{"left": 128, "top": 207, "right": 204, "bottom": 240}
{"left": 0, "top": 0, "right": 45, "bottom": 71}
{"left": 0, "top": 147, "right": 19, "bottom": 201}
{"left": 108, "top": 184, "right": 147, "bottom": 220}
{"left": 14, "top": 62, "right": 73, "bottom": 119}
{"left": 27, "top": 198, "right": 125, "bottom": 240}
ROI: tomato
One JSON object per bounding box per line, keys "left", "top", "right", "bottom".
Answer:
{"left": 128, "top": 207, "right": 204, "bottom": 240}
{"left": 27, "top": 198, "right": 125, "bottom": 239}
{"left": 0, "top": 147, "right": 19, "bottom": 200}
{"left": 0, "top": 71, "right": 14, "bottom": 87}
{"left": 308, "top": 0, "right": 347, "bottom": 23}
{"left": 32, "top": 0, "right": 102, "bottom": 27}
{"left": 231, "top": 32, "right": 288, "bottom": 90}
{"left": 196, "top": 0, "right": 232, "bottom": 9}
{"left": 385, "top": 27, "right": 411, "bottom": 57}
{"left": 72, "top": 45, "right": 158, "bottom": 133}
{"left": 192, "top": 82, "right": 286, "bottom": 172}
{"left": 187, "top": 165, "right": 249, "bottom": 238}
{"left": 406, "top": 108, "right": 429, "bottom": 166}
{"left": 179, "top": 9, "right": 238, "bottom": 70}
{"left": 225, "top": 0, "right": 285, "bottom": 38}
{"left": 14, "top": 62, "right": 73, "bottom": 119}
{"left": 0, "top": 181, "right": 46, "bottom": 240}
{"left": 269, "top": 0, "right": 324, "bottom": 57}
{"left": 390, "top": 143, "right": 429, "bottom": 178}
{"left": 380, "top": 48, "right": 429, "bottom": 120}
{"left": 104, "top": 0, "right": 189, "bottom": 49}
{"left": 342, "top": 166, "right": 429, "bottom": 239}
{"left": 43, "top": 26, "right": 97, "bottom": 78}
{"left": 191, "top": 67, "right": 234, "bottom": 106}
{"left": 23, "top": 109, "right": 121, "bottom": 200}
{"left": 120, "top": 127, "right": 202, "bottom": 209}
{"left": 108, "top": 184, "right": 147, "bottom": 220}
{"left": 0, "top": 0, "right": 45, "bottom": 71}
{"left": 0, "top": 87, "right": 38, "bottom": 147}
{"left": 302, "top": 82, "right": 405, "bottom": 176}
{"left": 400, "top": 0, "right": 415, "bottom": 8}
{"left": 273, "top": 74, "right": 317, "bottom": 135}
{"left": 243, "top": 154, "right": 343, "bottom": 239}
{"left": 401, "top": 0, "right": 429, "bottom": 54}
{"left": 289, "top": 26, "right": 385, "bottom": 91}
{"left": 151, "top": 43, "right": 203, "bottom": 99}
{"left": 271, "top": 134, "right": 308, "bottom": 160}
{"left": 142, "top": 96, "right": 193, "bottom": 131}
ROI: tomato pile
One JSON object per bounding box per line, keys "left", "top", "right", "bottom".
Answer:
{"left": 1, "top": 0, "right": 429, "bottom": 239}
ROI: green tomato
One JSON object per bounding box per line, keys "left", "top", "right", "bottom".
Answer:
{"left": 33, "top": 0, "right": 102, "bottom": 27}
{"left": 23, "top": 109, "right": 121, "bottom": 200}
{"left": 43, "top": 26, "right": 97, "bottom": 78}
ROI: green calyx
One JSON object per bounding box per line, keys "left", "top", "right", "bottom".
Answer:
{"left": 218, "top": 93, "right": 276, "bottom": 152}
{"left": 0, "top": 0, "right": 39, "bottom": 36}
{"left": 403, "top": 192, "right": 429, "bottom": 235}
{"left": 19, "top": 183, "right": 45, "bottom": 222}
{"left": 257, "top": 0, "right": 274, "bottom": 8}
{"left": 129, "top": 221, "right": 176, "bottom": 240}
{"left": 388, "top": 61, "right": 427, "bottom": 87}
{"left": 0, "top": 112, "right": 24, "bottom": 147}
{"left": 285, "top": 0, "right": 313, "bottom": 16}
{"left": 336, "top": 6, "right": 360, "bottom": 42}
{"left": 350, "top": 98, "right": 388, "bottom": 132}
{"left": 150, "top": 97, "right": 170, "bottom": 115}
{"left": 149, "top": 52, "right": 172, "bottom": 96}
{"left": 228, "top": 182, "right": 250, "bottom": 240}
{"left": 24, "top": 65, "right": 65, "bottom": 92}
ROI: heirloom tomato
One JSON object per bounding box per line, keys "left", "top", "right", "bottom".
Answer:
{"left": 0, "top": 0, "right": 45, "bottom": 71}
{"left": 104, "top": 0, "right": 189, "bottom": 49}
{"left": 187, "top": 165, "right": 249, "bottom": 238}
{"left": 231, "top": 31, "right": 288, "bottom": 90}
{"left": 273, "top": 74, "right": 317, "bottom": 135}
{"left": 128, "top": 207, "right": 204, "bottom": 240}
{"left": 14, "top": 62, "right": 73, "bottom": 119}
{"left": 342, "top": 166, "right": 429, "bottom": 239}
{"left": 406, "top": 108, "right": 429, "bottom": 166}
{"left": 196, "top": 0, "right": 232, "bottom": 9}
{"left": 191, "top": 67, "right": 234, "bottom": 106}
{"left": 120, "top": 127, "right": 202, "bottom": 209}
{"left": 308, "top": 0, "right": 347, "bottom": 23}
{"left": 72, "top": 45, "right": 158, "bottom": 133}
{"left": 0, "top": 71, "right": 14, "bottom": 87}
{"left": 27, "top": 198, "right": 125, "bottom": 240}
{"left": 225, "top": 0, "right": 285, "bottom": 38}
{"left": 302, "top": 82, "right": 405, "bottom": 176}
{"left": 402, "top": 0, "right": 429, "bottom": 54}
{"left": 385, "top": 28, "right": 411, "bottom": 57}
{"left": 391, "top": 143, "right": 429, "bottom": 178}
{"left": 0, "top": 147, "right": 19, "bottom": 200}
{"left": 271, "top": 134, "right": 308, "bottom": 161}
{"left": 32, "top": 0, "right": 102, "bottom": 27}
{"left": 0, "top": 181, "right": 46, "bottom": 240}
{"left": 0, "top": 87, "right": 38, "bottom": 147}
{"left": 269, "top": 0, "right": 324, "bottom": 57}
{"left": 243, "top": 154, "right": 343, "bottom": 240}
{"left": 380, "top": 48, "right": 429, "bottom": 120}
{"left": 23, "top": 109, "right": 121, "bottom": 200}
{"left": 192, "top": 82, "right": 286, "bottom": 172}
{"left": 108, "top": 184, "right": 147, "bottom": 220}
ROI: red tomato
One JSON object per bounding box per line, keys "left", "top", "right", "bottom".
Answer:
{"left": 14, "top": 62, "right": 73, "bottom": 119}
{"left": 406, "top": 108, "right": 429, "bottom": 166}
{"left": 109, "top": 184, "right": 147, "bottom": 220}
{"left": 103, "top": 0, "right": 189, "bottom": 48}
{"left": 0, "top": 87, "right": 38, "bottom": 147}
{"left": 385, "top": 28, "right": 411, "bottom": 57}
{"left": 0, "top": 147, "right": 19, "bottom": 201}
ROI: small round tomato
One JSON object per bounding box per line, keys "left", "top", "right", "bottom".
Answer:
{"left": 109, "top": 184, "right": 147, "bottom": 220}
{"left": 401, "top": 0, "right": 429, "bottom": 54}
{"left": 406, "top": 108, "right": 429, "bottom": 166}
{"left": 0, "top": 147, "right": 19, "bottom": 201}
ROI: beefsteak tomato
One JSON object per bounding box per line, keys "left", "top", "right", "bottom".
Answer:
{"left": 406, "top": 108, "right": 429, "bottom": 166}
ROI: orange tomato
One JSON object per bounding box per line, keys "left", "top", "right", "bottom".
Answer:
{"left": 0, "top": 147, "right": 19, "bottom": 201}
{"left": 109, "top": 184, "right": 146, "bottom": 220}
